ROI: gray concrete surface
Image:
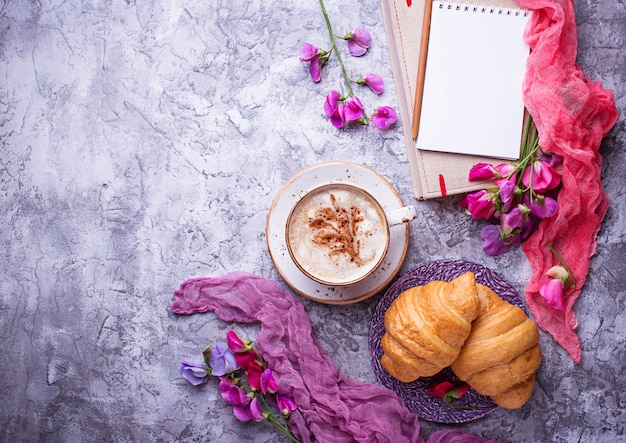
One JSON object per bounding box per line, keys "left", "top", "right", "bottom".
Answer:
{"left": 1, "top": 1, "right": 624, "bottom": 442}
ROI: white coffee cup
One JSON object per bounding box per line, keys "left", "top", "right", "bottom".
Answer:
{"left": 286, "top": 183, "right": 417, "bottom": 286}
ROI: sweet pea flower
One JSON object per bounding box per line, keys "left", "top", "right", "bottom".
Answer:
{"left": 277, "top": 394, "right": 298, "bottom": 416}
{"left": 343, "top": 95, "right": 365, "bottom": 122}
{"left": 180, "top": 361, "right": 210, "bottom": 386}
{"left": 530, "top": 194, "right": 558, "bottom": 219}
{"left": 480, "top": 224, "right": 511, "bottom": 256}
{"left": 427, "top": 381, "right": 455, "bottom": 398}
{"left": 246, "top": 359, "right": 264, "bottom": 391}
{"left": 371, "top": 106, "right": 397, "bottom": 129}
{"left": 300, "top": 43, "right": 326, "bottom": 82}
{"left": 460, "top": 190, "right": 496, "bottom": 220}
{"left": 356, "top": 73, "right": 384, "bottom": 94}
{"left": 522, "top": 159, "right": 561, "bottom": 192}
{"left": 344, "top": 28, "right": 372, "bottom": 57}
{"left": 260, "top": 368, "right": 278, "bottom": 395}
{"left": 539, "top": 265, "right": 572, "bottom": 311}
{"left": 234, "top": 396, "right": 265, "bottom": 422}
{"left": 468, "top": 163, "right": 497, "bottom": 181}
{"left": 497, "top": 178, "right": 517, "bottom": 213}
{"left": 209, "top": 343, "right": 239, "bottom": 376}
{"left": 324, "top": 90, "right": 345, "bottom": 128}
{"left": 227, "top": 330, "right": 252, "bottom": 353}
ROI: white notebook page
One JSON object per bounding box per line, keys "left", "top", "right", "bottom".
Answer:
{"left": 416, "top": 2, "right": 530, "bottom": 160}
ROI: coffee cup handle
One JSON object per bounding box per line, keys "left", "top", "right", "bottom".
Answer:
{"left": 386, "top": 205, "right": 418, "bottom": 227}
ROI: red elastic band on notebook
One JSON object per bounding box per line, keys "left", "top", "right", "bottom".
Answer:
{"left": 438, "top": 175, "right": 447, "bottom": 197}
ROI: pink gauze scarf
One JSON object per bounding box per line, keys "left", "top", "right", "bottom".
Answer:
{"left": 170, "top": 272, "right": 498, "bottom": 443}
{"left": 518, "top": 0, "right": 619, "bottom": 363}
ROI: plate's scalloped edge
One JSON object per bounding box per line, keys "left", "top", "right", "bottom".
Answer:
{"left": 368, "top": 259, "right": 525, "bottom": 423}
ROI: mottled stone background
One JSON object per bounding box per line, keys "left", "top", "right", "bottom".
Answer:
{"left": 1, "top": 0, "right": 624, "bottom": 442}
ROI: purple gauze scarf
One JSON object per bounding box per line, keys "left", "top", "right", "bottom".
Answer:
{"left": 170, "top": 272, "right": 497, "bottom": 443}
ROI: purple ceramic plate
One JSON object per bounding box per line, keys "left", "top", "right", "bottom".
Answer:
{"left": 369, "top": 259, "right": 527, "bottom": 423}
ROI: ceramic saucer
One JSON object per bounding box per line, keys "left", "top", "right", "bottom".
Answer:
{"left": 266, "top": 161, "right": 411, "bottom": 304}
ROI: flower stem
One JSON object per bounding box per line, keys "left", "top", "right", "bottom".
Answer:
{"left": 548, "top": 242, "right": 577, "bottom": 291}
{"left": 318, "top": 0, "right": 354, "bottom": 96}
{"left": 258, "top": 393, "right": 300, "bottom": 443}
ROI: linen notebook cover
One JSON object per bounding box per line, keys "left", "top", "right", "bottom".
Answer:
{"left": 379, "top": 0, "right": 531, "bottom": 199}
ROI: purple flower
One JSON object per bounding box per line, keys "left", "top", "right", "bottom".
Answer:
{"left": 324, "top": 90, "right": 345, "bottom": 128}
{"left": 233, "top": 396, "right": 265, "bottom": 422}
{"left": 358, "top": 73, "right": 384, "bottom": 94}
{"left": 460, "top": 190, "right": 496, "bottom": 220}
{"left": 260, "top": 368, "right": 278, "bottom": 395}
{"left": 530, "top": 195, "right": 558, "bottom": 219}
{"left": 276, "top": 394, "right": 298, "bottom": 416}
{"left": 371, "top": 106, "right": 397, "bottom": 129}
{"left": 345, "top": 28, "right": 372, "bottom": 57}
{"left": 343, "top": 95, "right": 365, "bottom": 122}
{"left": 468, "top": 163, "right": 497, "bottom": 181}
{"left": 480, "top": 225, "right": 511, "bottom": 256}
{"left": 209, "top": 343, "right": 239, "bottom": 376}
{"left": 180, "top": 361, "right": 209, "bottom": 386}
{"left": 300, "top": 43, "right": 325, "bottom": 82}
{"left": 497, "top": 178, "right": 517, "bottom": 212}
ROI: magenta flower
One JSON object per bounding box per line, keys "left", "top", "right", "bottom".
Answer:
{"left": 371, "top": 106, "right": 397, "bottom": 129}
{"left": 530, "top": 194, "right": 558, "bottom": 219}
{"left": 261, "top": 368, "right": 278, "bottom": 395}
{"left": 427, "top": 381, "right": 455, "bottom": 398}
{"left": 180, "top": 361, "right": 209, "bottom": 386}
{"left": 357, "top": 73, "right": 384, "bottom": 94}
{"left": 497, "top": 178, "right": 517, "bottom": 212}
{"left": 480, "top": 225, "right": 511, "bottom": 256}
{"left": 209, "top": 343, "right": 239, "bottom": 376}
{"left": 344, "top": 28, "right": 372, "bottom": 56}
{"left": 539, "top": 265, "right": 570, "bottom": 311}
{"left": 300, "top": 42, "right": 326, "bottom": 82}
{"left": 324, "top": 90, "right": 345, "bottom": 128}
{"left": 522, "top": 159, "right": 561, "bottom": 192}
{"left": 227, "top": 330, "right": 252, "bottom": 353}
{"left": 460, "top": 190, "right": 496, "bottom": 220}
{"left": 276, "top": 394, "right": 298, "bottom": 416}
{"left": 468, "top": 163, "right": 497, "bottom": 181}
{"left": 246, "top": 359, "right": 264, "bottom": 391}
{"left": 343, "top": 95, "right": 365, "bottom": 122}
{"left": 234, "top": 396, "right": 265, "bottom": 422}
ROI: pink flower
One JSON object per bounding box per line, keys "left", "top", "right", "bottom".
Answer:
{"left": 345, "top": 28, "right": 372, "bottom": 57}
{"left": 468, "top": 163, "right": 497, "bottom": 181}
{"left": 260, "top": 368, "right": 278, "bottom": 395}
{"left": 343, "top": 95, "right": 365, "bottom": 122}
{"left": 460, "top": 190, "right": 496, "bottom": 220}
{"left": 324, "top": 90, "right": 345, "bottom": 128}
{"left": 539, "top": 277, "right": 565, "bottom": 310}
{"left": 358, "top": 73, "right": 384, "bottom": 94}
{"left": 226, "top": 330, "right": 252, "bottom": 353}
{"left": 300, "top": 43, "right": 325, "bottom": 82}
{"left": 276, "top": 394, "right": 298, "bottom": 416}
{"left": 246, "top": 359, "right": 264, "bottom": 391}
{"left": 539, "top": 265, "right": 570, "bottom": 311}
{"left": 522, "top": 159, "right": 561, "bottom": 192}
{"left": 497, "top": 178, "right": 517, "bottom": 212}
{"left": 371, "top": 106, "right": 397, "bottom": 129}
{"left": 428, "top": 381, "right": 455, "bottom": 398}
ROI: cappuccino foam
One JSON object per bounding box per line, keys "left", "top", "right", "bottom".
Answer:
{"left": 287, "top": 185, "right": 388, "bottom": 284}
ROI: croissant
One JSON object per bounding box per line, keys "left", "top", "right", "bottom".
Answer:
{"left": 450, "top": 283, "right": 542, "bottom": 409}
{"left": 380, "top": 272, "right": 480, "bottom": 382}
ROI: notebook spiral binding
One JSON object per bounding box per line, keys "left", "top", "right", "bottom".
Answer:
{"left": 438, "top": 2, "right": 530, "bottom": 17}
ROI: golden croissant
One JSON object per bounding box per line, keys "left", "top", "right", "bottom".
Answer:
{"left": 450, "top": 283, "right": 542, "bottom": 409}
{"left": 380, "top": 272, "right": 480, "bottom": 382}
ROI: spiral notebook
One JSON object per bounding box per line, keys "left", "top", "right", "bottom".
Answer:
{"left": 380, "top": 0, "right": 531, "bottom": 199}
